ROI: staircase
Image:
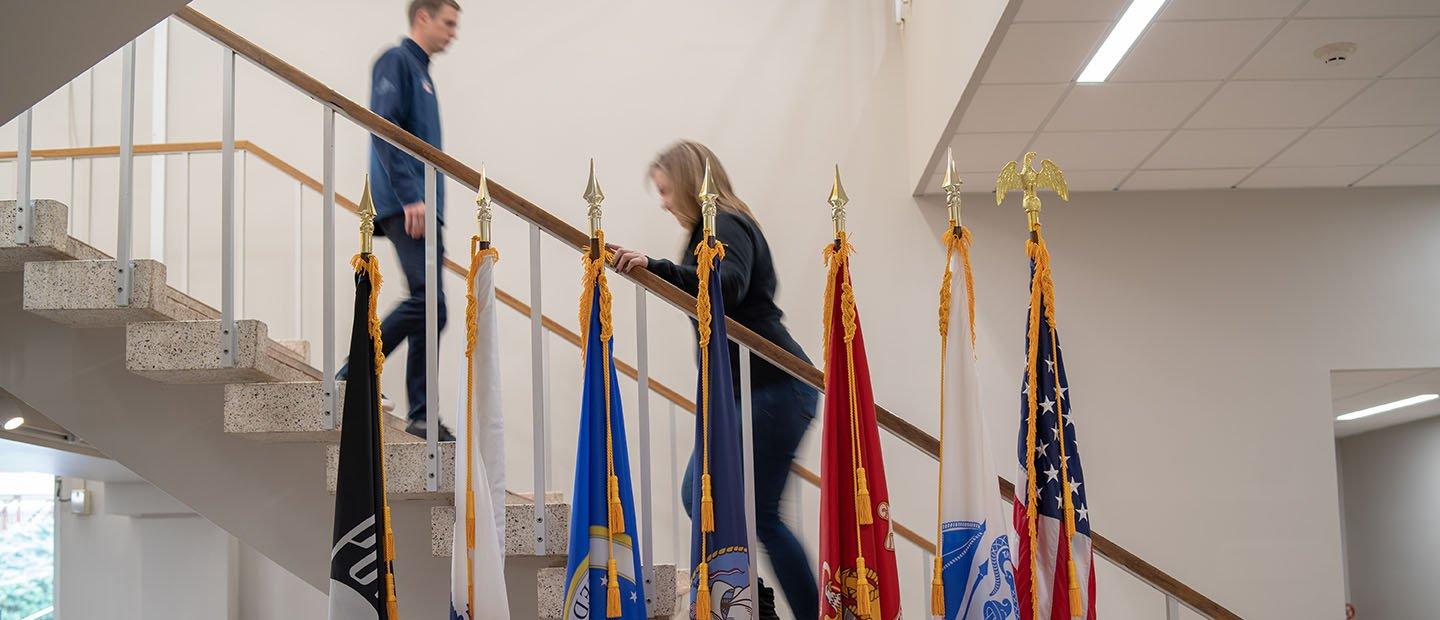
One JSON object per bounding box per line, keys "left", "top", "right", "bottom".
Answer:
{"left": 0, "top": 199, "right": 681, "bottom": 618}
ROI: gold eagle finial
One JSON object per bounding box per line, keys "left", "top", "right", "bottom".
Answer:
{"left": 996, "top": 151, "right": 1068, "bottom": 232}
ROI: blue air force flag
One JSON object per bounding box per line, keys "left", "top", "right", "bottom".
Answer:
{"left": 561, "top": 285, "right": 647, "bottom": 619}
{"left": 689, "top": 245, "right": 753, "bottom": 619}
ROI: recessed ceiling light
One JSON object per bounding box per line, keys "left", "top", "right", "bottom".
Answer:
{"left": 1076, "top": 0, "right": 1168, "bottom": 83}
{"left": 1336, "top": 394, "right": 1439, "bottom": 422}
{"left": 2, "top": 416, "right": 23, "bottom": 431}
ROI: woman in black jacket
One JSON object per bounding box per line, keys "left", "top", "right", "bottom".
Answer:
{"left": 610, "top": 140, "right": 819, "bottom": 619}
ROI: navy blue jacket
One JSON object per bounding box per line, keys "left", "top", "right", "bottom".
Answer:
{"left": 368, "top": 38, "right": 444, "bottom": 228}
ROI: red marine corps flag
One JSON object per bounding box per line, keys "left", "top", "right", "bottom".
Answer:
{"left": 817, "top": 168, "right": 901, "bottom": 620}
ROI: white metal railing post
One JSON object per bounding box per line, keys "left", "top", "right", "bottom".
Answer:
{"left": 14, "top": 109, "right": 32, "bottom": 245}
{"left": 219, "top": 49, "right": 238, "bottom": 367}
{"left": 321, "top": 109, "right": 337, "bottom": 430}
{"left": 1166, "top": 595, "right": 1181, "bottom": 620}
{"left": 667, "top": 401, "right": 679, "bottom": 565}
{"left": 115, "top": 41, "right": 137, "bottom": 306}
{"left": 293, "top": 181, "right": 303, "bottom": 340}
{"left": 635, "top": 286, "right": 654, "bottom": 607}
{"left": 529, "top": 223, "right": 548, "bottom": 555}
{"left": 739, "top": 347, "right": 758, "bottom": 598}
{"left": 424, "top": 165, "right": 440, "bottom": 492}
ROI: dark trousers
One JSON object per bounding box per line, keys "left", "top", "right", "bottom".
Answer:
{"left": 340, "top": 215, "right": 446, "bottom": 422}
{"left": 682, "top": 379, "right": 819, "bottom": 619}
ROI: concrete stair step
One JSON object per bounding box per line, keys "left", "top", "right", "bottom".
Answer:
{"left": 0, "top": 200, "right": 105, "bottom": 271}
{"left": 126, "top": 319, "right": 317, "bottom": 384}
{"left": 223, "top": 381, "right": 416, "bottom": 442}
{"left": 430, "top": 492, "right": 569, "bottom": 559}
{"left": 536, "top": 564, "right": 679, "bottom": 619}
{"left": 326, "top": 440, "right": 455, "bottom": 500}
{"left": 23, "top": 259, "right": 215, "bottom": 327}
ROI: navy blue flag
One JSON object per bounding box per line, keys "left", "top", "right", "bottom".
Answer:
{"left": 688, "top": 247, "right": 752, "bottom": 618}
{"left": 561, "top": 285, "right": 646, "bottom": 619}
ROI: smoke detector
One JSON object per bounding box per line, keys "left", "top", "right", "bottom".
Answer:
{"left": 1314, "top": 42, "right": 1357, "bottom": 66}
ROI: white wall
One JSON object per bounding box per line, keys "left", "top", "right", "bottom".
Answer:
{"left": 1338, "top": 415, "right": 1440, "bottom": 619}
{"left": 54, "top": 478, "right": 325, "bottom": 620}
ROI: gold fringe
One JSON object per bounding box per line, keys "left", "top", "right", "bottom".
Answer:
{"left": 854, "top": 555, "right": 873, "bottom": 619}
{"left": 462, "top": 239, "right": 497, "bottom": 618}
{"left": 354, "top": 253, "right": 398, "bottom": 617}
{"left": 606, "top": 556, "right": 621, "bottom": 618}
{"left": 854, "top": 467, "right": 873, "bottom": 525}
{"left": 695, "top": 561, "right": 712, "bottom": 616}
{"left": 607, "top": 474, "right": 624, "bottom": 536}
{"left": 931, "top": 554, "right": 945, "bottom": 615}
{"left": 699, "top": 473, "right": 715, "bottom": 533}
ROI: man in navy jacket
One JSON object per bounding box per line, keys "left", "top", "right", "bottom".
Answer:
{"left": 365, "top": 0, "right": 460, "bottom": 439}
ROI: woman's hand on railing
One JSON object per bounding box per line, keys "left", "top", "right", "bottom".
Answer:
{"left": 607, "top": 243, "right": 649, "bottom": 274}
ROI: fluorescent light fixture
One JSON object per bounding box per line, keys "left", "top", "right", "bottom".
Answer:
{"left": 1336, "top": 394, "right": 1439, "bottom": 421}
{"left": 1076, "top": 0, "right": 1167, "bottom": 83}
{"left": 2, "top": 416, "right": 23, "bottom": 431}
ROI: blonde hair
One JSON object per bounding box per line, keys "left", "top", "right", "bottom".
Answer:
{"left": 649, "top": 140, "right": 759, "bottom": 230}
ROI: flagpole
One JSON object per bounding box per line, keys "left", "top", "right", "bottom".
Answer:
{"left": 357, "top": 176, "right": 399, "bottom": 620}
{"left": 931, "top": 149, "right": 967, "bottom": 615}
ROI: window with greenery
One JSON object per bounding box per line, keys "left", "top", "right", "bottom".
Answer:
{"left": 0, "top": 473, "right": 55, "bottom": 620}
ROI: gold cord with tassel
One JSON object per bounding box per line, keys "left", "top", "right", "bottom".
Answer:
{"left": 931, "top": 226, "right": 974, "bottom": 615}
{"left": 693, "top": 236, "right": 726, "bottom": 614}
{"left": 353, "top": 252, "right": 398, "bottom": 620}
{"left": 463, "top": 239, "right": 499, "bottom": 616}
{"left": 580, "top": 231, "right": 624, "bottom": 618}
{"left": 855, "top": 555, "right": 873, "bottom": 619}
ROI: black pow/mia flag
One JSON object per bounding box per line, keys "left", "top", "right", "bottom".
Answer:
{"left": 328, "top": 254, "right": 395, "bottom": 620}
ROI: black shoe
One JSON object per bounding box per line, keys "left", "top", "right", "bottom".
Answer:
{"left": 756, "top": 577, "right": 780, "bottom": 620}
{"left": 405, "top": 419, "right": 455, "bottom": 442}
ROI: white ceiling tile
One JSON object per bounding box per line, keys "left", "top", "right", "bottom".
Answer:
{"left": 947, "top": 133, "right": 1034, "bottom": 171}
{"left": 1236, "top": 18, "right": 1440, "bottom": 80}
{"left": 1391, "top": 35, "right": 1440, "bottom": 78}
{"left": 1396, "top": 131, "right": 1440, "bottom": 165}
{"left": 1299, "top": 0, "right": 1440, "bottom": 18}
{"left": 1186, "top": 80, "right": 1370, "bottom": 128}
{"left": 1047, "top": 82, "right": 1217, "bottom": 130}
{"left": 1123, "top": 169, "right": 1250, "bottom": 190}
{"left": 958, "top": 84, "right": 1068, "bottom": 132}
{"left": 1030, "top": 131, "right": 1170, "bottom": 170}
{"left": 1015, "top": 0, "right": 1129, "bottom": 23}
{"left": 1160, "top": 0, "right": 1306, "bottom": 20}
{"left": 1145, "top": 128, "right": 1304, "bottom": 168}
{"left": 1324, "top": 79, "right": 1440, "bottom": 127}
{"left": 1273, "top": 127, "right": 1431, "bottom": 165}
{"left": 1110, "top": 20, "right": 1280, "bottom": 82}
{"left": 1058, "top": 169, "right": 1131, "bottom": 192}
{"left": 1239, "top": 165, "right": 1375, "bottom": 188}
{"left": 1355, "top": 164, "right": 1440, "bottom": 186}
{"left": 1331, "top": 369, "right": 1433, "bottom": 401}
{"left": 983, "top": 22, "right": 1110, "bottom": 84}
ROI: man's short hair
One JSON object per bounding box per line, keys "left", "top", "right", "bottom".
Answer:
{"left": 408, "top": 0, "right": 460, "bottom": 24}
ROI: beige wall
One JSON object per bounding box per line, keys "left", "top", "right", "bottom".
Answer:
{"left": 9, "top": 2, "right": 1433, "bottom": 618}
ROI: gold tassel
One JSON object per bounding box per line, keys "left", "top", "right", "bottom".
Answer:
{"left": 1068, "top": 557, "right": 1083, "bottom": 617}
{"left": 385, "top": 573, "right": 398, "bottom": 619}
{"left": 931, "top": 554, "right": 945, "bottom": 615}
{"left": 855, "top": 467, "right": 873, "bottom": 525}
{"left": 383, "top": 505, "right": 395, "bottom": 562}
{"left": 854, "top": 555, "right": 873, "bottom": 619}
{"left": 695, "top": 561, "right": 712, "bottom": 616}
{"left": 607, "top": 474, "right": 625, "bottom": 535}
{"left": 700, "top": 473, "right": 715, "bottom": 533}
{"left": 606, "top": 556, "right": 622, "bottom": 618}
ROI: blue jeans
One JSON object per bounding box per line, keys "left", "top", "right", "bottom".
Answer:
{"left": 339, "top": 215, "right": 446, "bottom": 423}
{"left": 681, "top": 379, "right": 819, "bottom": 619}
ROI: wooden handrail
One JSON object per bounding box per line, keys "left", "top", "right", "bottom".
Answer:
{"left": 90, "top": 8, "right": 1241, "bottom": 615}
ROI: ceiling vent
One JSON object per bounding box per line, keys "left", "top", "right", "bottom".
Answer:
{"left": 1314, "top": 42, "right": 1358, "bottom": 66}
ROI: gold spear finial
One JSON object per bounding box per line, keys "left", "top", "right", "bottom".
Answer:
{"left": 941, "top": 147, "right": 964, "bottom": 228}
{"left": 358, "top": 174, "right": 377, "bottom": 254}
{"left": 699, "top": 159, "right": 719, "bottom": 239}
{"left": 828, "top": 164, "right": 849, "bottom": 239}
{"left": 475, "top": 164, "right": 492, "bottom": 245}
{"left": 996, "top": 151, "right": 1069, "bottom": 232}
{"left": 584, "top": 158, "right": 604, "bottom": 238}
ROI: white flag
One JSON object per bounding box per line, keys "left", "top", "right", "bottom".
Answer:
{"left": 450, "top": 250, "right": 509, "bottom": 619}
{"left": 936, "top": 232, "right": 1018, "bottom": 619}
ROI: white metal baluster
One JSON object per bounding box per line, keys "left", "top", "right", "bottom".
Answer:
{"left": 149, "top": 20, "right": 168, "bottom": 267}
{"left": 184, "top": 152, "right": 192, "bottom": 294}
{"left": 739, "top": 347, "right": 758, "bottom": 597}
{"left": 424, "top": 165, "right": 439, "bottom": 492}
{"left": 667, "top": 401, "right": 679, "bottom": 566}
{"left": 293, "top": 181, "right": 303, "bottom": 341}
{"left": 321, "top": 109, "right": 336, "bottom": 430}
{"left": 115, "top": 41, "right": 137, "bottom": 306}
{"left": 635, "top": 286, "right": 654, "bottom": 607}
{"left": 67, "top": 157, "right": 75, "bottom": 237}
{"left": 220, "top": 49, "right": 237, "bottom": 367}
{"left": 529, "top": 222, "right": 548, "bottom": 555}
{"left": 1166, "top": 595, "right": 1180, "bottom": 620}
{"left": 240, "top": 150, "right": 248, "bottom": 317}
{"left": 14, "top": 109, "right": 31, "bottom": 245}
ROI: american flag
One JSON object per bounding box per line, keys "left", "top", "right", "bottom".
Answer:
{"left": 1011, "top": 259, "right": 1095, "bottom": 620}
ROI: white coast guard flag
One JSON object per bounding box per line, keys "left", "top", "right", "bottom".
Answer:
{"left": 450, "top": 250, "right": 509, "bottom": 620}
{"left": 936, "top": 240, "right": 1019, "bottom": 619}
